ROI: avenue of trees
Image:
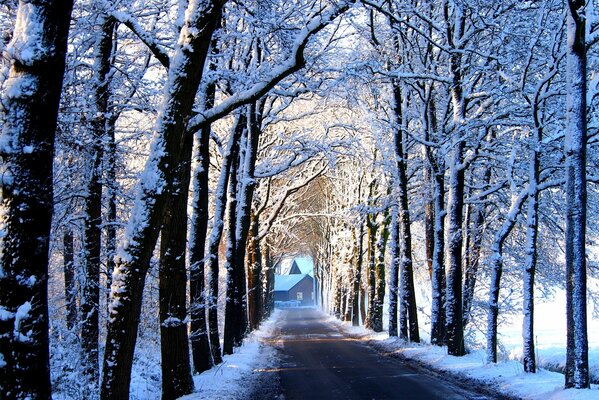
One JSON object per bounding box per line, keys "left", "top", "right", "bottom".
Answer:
{"left": 0, "top": 0, "right": 598, "bottom": 398}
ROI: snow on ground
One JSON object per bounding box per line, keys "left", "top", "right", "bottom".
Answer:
{"left": 324, "top": 312, "right": 599, "bottom": 400}
{"left": 180, "top": 309, "right": 282, "bottom": 400}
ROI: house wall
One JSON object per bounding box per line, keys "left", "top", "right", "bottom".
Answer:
{"left": 288, "top": 276, "right": 314, "bottom": 306}
{"left": 274, "top": 291, "right": 289, "bottom": 302}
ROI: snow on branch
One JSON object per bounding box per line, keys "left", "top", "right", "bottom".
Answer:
{"left": 111, "top": 10, "right": 171, "bottom": 69}
{"left": 186, "top": 0, "right": 355, "bottom": 133}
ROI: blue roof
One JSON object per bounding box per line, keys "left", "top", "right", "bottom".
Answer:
{"left": 274, "top": 274, "right": 311, "bottom": 291}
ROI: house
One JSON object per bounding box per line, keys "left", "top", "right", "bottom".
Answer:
{"left": 274, "top": 257, "right": 315, "bottom": 307}
{"left": 274, "top": 274, "right": 314, "bottom": 306}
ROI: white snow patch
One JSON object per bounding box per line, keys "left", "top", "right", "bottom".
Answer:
{"left": 6, "top": 3, "right": 47, "bottom": 65}
{"left": 14, "top": 301, "right": 32, "bottom": 342}
{"left": 0, "top": 306, "right": 14, "bottom": 321}
{"left": 181, "top": 309, "right": 283, "bottom": 400}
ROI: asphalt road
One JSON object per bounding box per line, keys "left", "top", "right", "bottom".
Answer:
{"left": 271, "top": 308, "right": 496, "bottom": 400}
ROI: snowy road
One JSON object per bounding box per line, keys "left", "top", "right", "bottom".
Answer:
{"left": 270, "top": 308, "right": 498, "bottom": 400}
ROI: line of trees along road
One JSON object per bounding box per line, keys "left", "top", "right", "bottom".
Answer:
{"left": 0, "top": 0, "right": 597, "bottom": 398}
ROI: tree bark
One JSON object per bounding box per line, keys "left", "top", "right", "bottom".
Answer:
{"left": 0, "top": 1, "right": 74, "bottom": 398}
{"left": 101, "top": 2, "right": 224, "bottom": 397}
{"left": 352, "top": 223, "right": 364, "bottom": 326}
{"left": 189, "top": 105, "right": 213, "bottom": 373}
{"left": 208, "top": 113, "right": 244, "bottom": 360}
{"left": 564, "top": 0, "right": 589, "bottom": 388}
{"left": 159, "top": 133, "right": 194, "bottom": 400}
{"left": 64, "top": 230, "right": 77, "bottom": 331}
{"left": 365, "top": 211, "right": 377, "bottom": 329}
{"left": 81, "top": 14, "right": 116, "bottom": 382}
{"left": 388, "top": 210, "right": 400, "bottom": 337}
{"left": 247, "top": 209, "right": 263, "bottom": 331}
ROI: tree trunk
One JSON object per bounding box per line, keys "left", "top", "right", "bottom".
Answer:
{"left": 101, "top": 3, "right": 223, "bottom": 397}
{"left": 372, "top": 211, "right": 389, "bottom": 332}
{"left": 392, "top": 82, "right": 419, "bottom": 343}
{"left": 352, "top": 223, "right": 364, "bottom": 326}
{"left": 564, "top": 0, "right": 589, "bottom": 388}
{"left": 81, "top": 15, "right": 116, "bottom": 382}
{"left": 444, "top": 0, "right": 466, "bottom": 357}
{"left": 64, "top": 230, "right": 77, "bottom": 331}
{"left": 159, "top": 132, "right": 194, "bottom": 400}
{"left": 262, "top": 243, "right": 275, "bottom": 318}
{"left": 522, "top": 136, "right": 539, "bottom": 373}
{"left": 0, "top": 1, "right": 74, "bottom": 398}
{"left": 223, "top": 121, "right": 242, "bottom": 355}
{"left": 388, "top": 210, "right": 400, "bottom": 337}
{"left": 365, "top": 213, "right": 377, "bottom": 330}
{"left": 247, "top": 209, "right": 263, "bottom": 331}
{"left": 189, "top": 104, "right": 213, "bottom": 373}
{"left": 205, "top": 113, "right": 244, "bottom": 365}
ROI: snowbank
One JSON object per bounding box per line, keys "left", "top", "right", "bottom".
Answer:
{"left": 180, "top": 309, "right": 282, "bottom": 400}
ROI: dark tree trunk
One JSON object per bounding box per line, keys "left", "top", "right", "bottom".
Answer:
{"left": 564, "top": 0, "right": 589, "bottom": 388}
{"left": 223, "top": 122, "right": 242, "bottom": 355}
{"left": 262, "top": 244, "right": 275, "bottom": 318}
{"left": 81, "top": 15, "right": 116, "bottom": 382}
{"left": 226, "top": 101, "right": 263, "bottom": 349}
{"left": 64, "top": 230, "right": 77, "bottom": 331}
{"left": 247, "top": 209, "right": 263, "bottom": 331}
{"left": 159, "top": 133, "right": 194, "bottom": 400}
{"left": 0, "top": 1, "right": 74, "bottom": 398}
{"left": 365, "top": 213, "right": 377, "bottom": 329}
{"left": 392, "top": 82, "right": 419, "bottom": 343}
{"left": 372, "top": 211, "right": 389, "bottom": 332}
{"left": 104, "top": 116, "right": 117, "bottom": 314}
{"left": 522, "top": 137, "right": 539, "bottom": 373}
{"left": 189, "top": 82, "right": 214, "bottom": 374}
{"left": 352, "top": 223, "right": 364, "bottom": 326}
{"left": 429, "top": 163, "right": 446, "bottom": 346}
{"left": 388, "top": 210, "right": 400, "bottom": 337}
{"left": 101, "top": 3, "right": 223, "bottom": 398}
{"left": 205, "top": 112, "right": 245, "bottom": 366}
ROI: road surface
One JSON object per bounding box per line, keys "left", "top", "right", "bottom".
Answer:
{"left": 260, "top": 308, "right": 500, "bottom": 400}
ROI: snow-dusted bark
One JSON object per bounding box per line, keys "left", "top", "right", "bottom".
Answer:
{"left": 444, "top": 1, "right": 466, "bottom": 356}
{"left": 388, "top": 209, "right": 400, "bottom": 337}
{"left": 205, "top": 114, "right": 244, "bottom": 364}
{"left": 372, "top": 210, "right": 389, "bottom": 332}
{"left": 63, "top": 230, "right": 77, "bottom": 331}
{"left": 223, "top": 117, "right": 243, "bottom": 355}
{"left": 189, "top": 84, "right": 214, "bottom": 373}
{"left": 352, "top": 222, "right": 364, "bottom": 326}
{"left": 564, "top": 0, "right": 589, "bottom": 389}
{"left": 391, "top": 81, "right": 419, "bottom": 343}
{"left": 159, "top": 132, "right": 194, "bottom": 399}
{"left": 0, "top": 1, "right": 73, "bottom": 397}
{"left": 429, "top": 157, "right": 446, "bottom": 346}
{"left": 247, "top": 208, "right": 263, "bottom": 331}
{"left": 101, "top": 2, "right": 224, "bottom": 398}
{"left": 81, "top": 14, "right": 116, "bottom": 383}
{"left": 365, "top": 212, "right": 377, "bottom": 330}
{"left": 522, "top": 136, "right": 539, "bottom": 373}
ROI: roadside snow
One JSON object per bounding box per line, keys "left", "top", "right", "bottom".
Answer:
{"left": 323, "top": 312, "right": 598, "bottom": 400}
{"left": 180, "top": 309, "right": 282, "bottom": 400}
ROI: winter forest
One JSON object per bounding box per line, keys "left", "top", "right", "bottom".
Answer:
{"left": 1, "top": 0, "right": 598, "bottom": 398}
